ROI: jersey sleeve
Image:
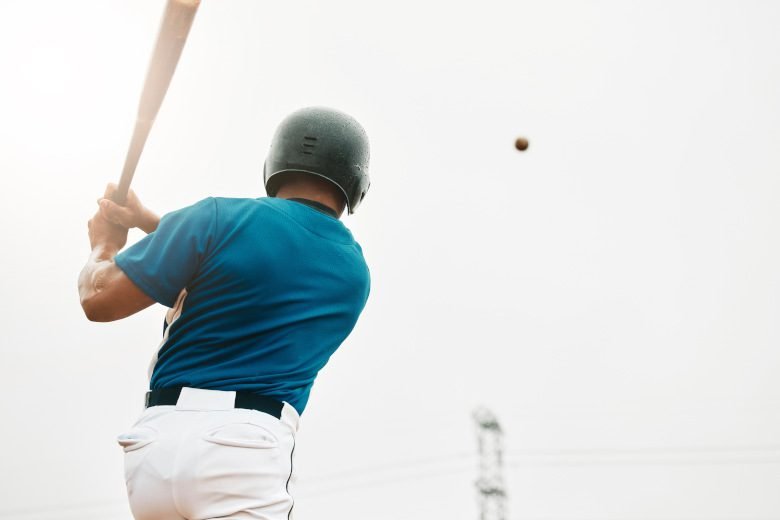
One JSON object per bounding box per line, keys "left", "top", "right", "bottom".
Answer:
{"left": 114, "top": 197, "right": 217, "bottom": 307}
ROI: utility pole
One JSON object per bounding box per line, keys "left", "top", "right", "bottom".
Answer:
{"left": 473, "top": 407, "right": 507, "bottom": 520}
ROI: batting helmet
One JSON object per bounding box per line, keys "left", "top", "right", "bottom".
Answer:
{"left": 264, "top": 107, "right": 371, "bottom": 214}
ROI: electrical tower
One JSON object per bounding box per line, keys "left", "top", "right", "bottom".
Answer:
{"left": 473, "top": 407, "right": 507, "bottom": 520}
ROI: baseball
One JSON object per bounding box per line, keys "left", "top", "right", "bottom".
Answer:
{"left": 515, "top": 137, "right": 529, "bottom": 151}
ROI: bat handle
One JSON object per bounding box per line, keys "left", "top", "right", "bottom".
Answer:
{"left": 113, "top": 181, "right": 130, "bottom": 206}
{"left": 113, "top": 118, "right": 154, "bottom": 205}
{"left": 113, "top": 180, "right": 131, "bottom": 206}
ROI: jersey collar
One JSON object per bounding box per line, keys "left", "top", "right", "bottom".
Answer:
{"left": 287, "top": 198, "right": 339, "bottom": 218}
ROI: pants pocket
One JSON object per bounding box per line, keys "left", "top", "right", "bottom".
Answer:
{"left": 117, "top": 425, "right": 157, "bottom": 452}
{"left": 203, "top": 422, "right": 279, "bottom": 449}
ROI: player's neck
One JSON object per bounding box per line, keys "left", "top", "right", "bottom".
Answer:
{"left": 275, "top": 183, "right": 346, "bottom": 218}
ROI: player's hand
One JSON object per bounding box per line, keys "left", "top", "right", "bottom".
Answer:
{"left": 97, "top": 183, "right": 160, "bottom": 234}
{"left": 88, "top": 209, "right": 128, "bottom": 252}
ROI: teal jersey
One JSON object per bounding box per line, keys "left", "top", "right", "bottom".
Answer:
{"left": 115, "top": 197, "right": 370, "bottom": 414}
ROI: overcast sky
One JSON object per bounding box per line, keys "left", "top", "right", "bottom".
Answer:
{"left": 1, "top": 0, "right": 780, "bottom": 519}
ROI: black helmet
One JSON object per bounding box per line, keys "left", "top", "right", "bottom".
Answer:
{"left": 264, "top": 107, "right": 371, "bottom": 214}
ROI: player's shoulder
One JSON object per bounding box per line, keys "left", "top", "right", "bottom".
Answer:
{"left": 205, "top": 197, "right": 294, "bottom": 228}
{"left": 209, "top": 196, "right": 274, "bottom": 207}
{"left": 208, "top": 196, "right": 280, "bottom": 215}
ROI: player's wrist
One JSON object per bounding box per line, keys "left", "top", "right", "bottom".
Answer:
{"left": 91, "top": 242, "right": 121, "bottom": 261}
{"left": 139, "top": 209, "right": 160, "bottom": 234}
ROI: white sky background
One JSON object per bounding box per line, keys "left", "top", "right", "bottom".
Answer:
{"left": 1, "top": 0, "right": 779, "bottom": 518}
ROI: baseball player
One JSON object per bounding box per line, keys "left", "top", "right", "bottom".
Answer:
{"left": 78, "top": 107, "right": 371, "bottom": 520}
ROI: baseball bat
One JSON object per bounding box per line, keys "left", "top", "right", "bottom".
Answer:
{"left": 113, "top": 0, "right": 201, "bottom": 205}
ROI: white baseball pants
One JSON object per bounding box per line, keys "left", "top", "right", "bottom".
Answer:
{"left": 118, "top": 388, "right": 299, "bottom": 520}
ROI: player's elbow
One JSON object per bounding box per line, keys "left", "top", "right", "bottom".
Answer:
{"left": 78, "top": 267, "right": 155, "bottom": 322}
{"left": 78, "top": 262, "right": 123, "bottom": 322}
{"left": 81, "top": 297, "right": 115, "bottom": 322}
{"left": 80, "top": 288, "right": 125, "bottom": 322}
{"left": 79, "top": 283, "right": 154, "bottom": 322}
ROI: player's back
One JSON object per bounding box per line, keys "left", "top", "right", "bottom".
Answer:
{"left": 117, "top": 197, "right": 370, "bottom": 414}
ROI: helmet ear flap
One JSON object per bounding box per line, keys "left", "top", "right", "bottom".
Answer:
{"left": 264, "top": 107, "right": 370, "bottom": 213}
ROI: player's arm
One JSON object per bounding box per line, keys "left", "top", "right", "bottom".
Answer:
{"left": 78, "top": 184, "right": 156, "bottom": 322}
{"left": 79, "top": 245, "right": 155, "bottom": 322}
{"left": 80, "top": 189, "right": 217, "bottom": 322}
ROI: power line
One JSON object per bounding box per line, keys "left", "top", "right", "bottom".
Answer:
{"left": 507, "top": 443, "right": 780, "bottom": 457}
{"left": 504, "top": 443, "right": 780, "bottom": 468}
{"left": 296, "top": 462, "right": 474, "bottom": 500}
{"left": 507, "top": 456, "right": 780, "bottom": 468}
{"left": 302, "top": 443, "right": 780, "bottom": 488}
{"left": 299, "top": 450, "right": 475, "bottom": 485}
